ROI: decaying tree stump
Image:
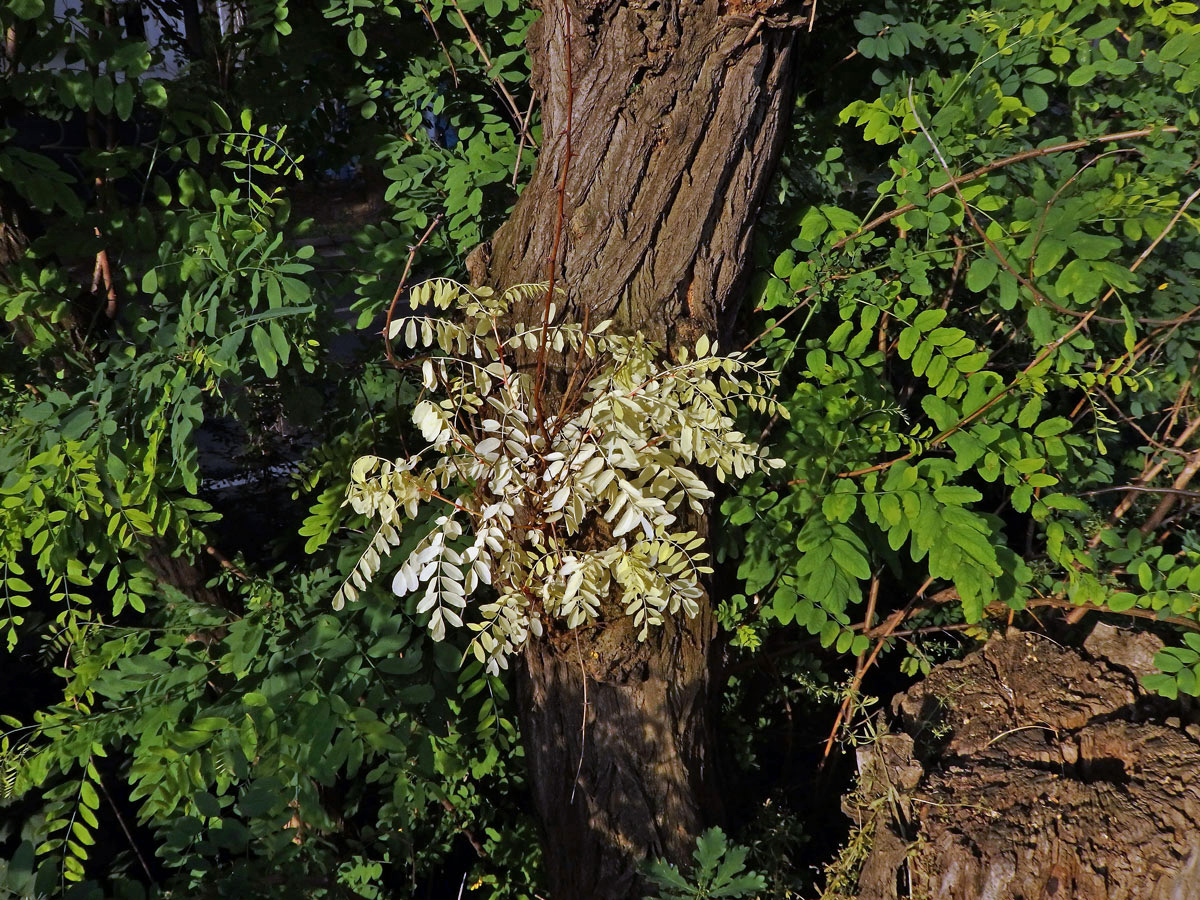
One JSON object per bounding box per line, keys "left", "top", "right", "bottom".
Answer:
{"left": 852, "top": 627, "right": 1200, "bottom": 900}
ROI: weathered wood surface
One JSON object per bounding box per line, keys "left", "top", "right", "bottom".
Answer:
{"left": 855, "top": 627, "right": 1200, "bottom": 900}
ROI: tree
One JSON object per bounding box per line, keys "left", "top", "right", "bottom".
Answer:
{"left": 470, "top": 5, "right": 801, "bottom": 896}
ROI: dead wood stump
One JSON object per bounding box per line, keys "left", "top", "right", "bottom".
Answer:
{"left": 851, "top": 627, "right": 1200, "bottom": 900}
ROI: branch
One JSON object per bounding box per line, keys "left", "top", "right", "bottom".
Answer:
{"left": 382, "top": 214, "right": 443, "bottom": 369}
{"left": 417, "top": 0, "right": 459, "bottom": 88}
{"left": 1080, "top": 485, "right": 1200, "bottom": 501}
{"left": 830, "top": 125, "right": 1180, "bottom": 252}
{"left": 1140, "top": 448, "right": 1200, "bottom": 534}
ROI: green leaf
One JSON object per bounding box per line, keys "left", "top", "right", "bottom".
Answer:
{"left": 955, "top": 351, "right": 988, "bottom": 373}
{"left": 1071, "top": 232, "right": 1122, "bottom": 260}
{"left": 1143, "top": 673, "right": 1178, "bottom": 700}
{"left": 8, "top": 0, "right": 44, "bottom": 18}
{"left": 80, "top": 781, "right": 99, "bottom": 810}
{"left": 238, "top": 786, "right": 277, "bottom": 817}
{"left": 1067, "top": 65, "right": 1096, "bottom": 86}
{"left": 933, "top": 485, "right": 981, "bottom": 505}
{"left": 830, "top": 538, "right": 870, "bottom": 580}
{"left": 913, "top": 309, "right": 947, "bottom": 332}
{"left": 94, "top": 75, "right": 114, "bottom": 115}
{"left": 965, "top": 257, "right": 998, "bottom": 292}
{"left": 835, "top": 629, "right": 854, "bottom": 654}
{"left": 1055, "top": 258, "right": 1100, "bottom": 302}
{"left": 142, "top": 79, "right": 167, "bottom": 108}
{"left": 1108, "top": 592, "right": 1137, "bottom": 612}
{"left": 251, "top": 326, "right": 279, "bottom": 378}
{"left": 1034, "top": 417, "right": 1071, "bottom": 438}
{"left": 822, "top": 491, "right": 858, "bottom": 523}
{"left": 114, "top": 81, "right": 134, "bottom": 120}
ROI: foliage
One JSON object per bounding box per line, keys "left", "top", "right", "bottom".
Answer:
{"left": 723, "top": 0, "right": 1200, "bottom": 704}
{"left": 3, "top": 0, "right": 1200, "bottom": 895}
{"left": 336, "top": 278, "right": 784, "bottom": 670}
{"left": 0, "top": 0, "right": 540, "bottom": 894}
{"left": 644, "top": 827, "right": 766, "bottom": 900}
{"left": 319, "top": 0, "right": 538, "bottom": 319}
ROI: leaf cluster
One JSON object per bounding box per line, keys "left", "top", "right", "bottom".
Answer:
{"left": 336, "top": 279, "right": 785, "bottom": 671}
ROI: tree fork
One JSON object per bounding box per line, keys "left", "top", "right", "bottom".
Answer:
{"left": 474, "top": 2, "right": 805, "bottom": 896}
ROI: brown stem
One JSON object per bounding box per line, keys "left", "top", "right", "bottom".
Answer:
{"left": 205, "top": 545, "right": 251, "bottom": 582}
{"left": 382, "top": 214, "right": 443, "bottom": 369}
{"left": 839, "top": 178, "right": 1200, "bottom": 481}
{"left": 831, "top": 126, "right": 1180, "bottom": 252}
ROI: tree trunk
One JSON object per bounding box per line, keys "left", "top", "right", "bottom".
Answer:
{"left": 474, "top": 2, "right": 802, "bottom": 896}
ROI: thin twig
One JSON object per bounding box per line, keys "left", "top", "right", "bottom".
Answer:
{"left": 1027, "top": 149, "right": 1139, "bottom": 288}
{"left": 511, "top": 91, "right": 537, "bottom": 188}
{"left": 831, "top": 126, "right": 1180, "bottom": 252}
{"left": 450, "top": 0, "right": 538, "bottom": 148}
{"left": 96, "top": 772, "right": 157, "bottom": 886}
{"left": 383, "top": 214, "right": 443, "bottom": 368}
{"left": 741, "top": 289, "right": 817, "bottom": 351}
{"left": 1081, "top": 485, "right": 1200, "bottom": 500}
{"left": 417, "top": 0, "right": 459, "bottom": 87}
{"left": 570, "top": 632, "right": 589, "bottom": 804}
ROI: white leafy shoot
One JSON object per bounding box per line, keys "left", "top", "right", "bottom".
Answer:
{"left": 333, "top": 279, "right": 787, "bottom": 673}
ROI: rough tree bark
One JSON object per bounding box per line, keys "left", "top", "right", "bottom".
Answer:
{"left": 471, "top": 2, "right": 805, "bottom": 897}
{"left": 854, "top": 628, "right": 1200, "bottom": 900}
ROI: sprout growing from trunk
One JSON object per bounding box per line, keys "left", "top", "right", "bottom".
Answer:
{"left": 335, "top": 278, "right": 786, "bottom": 673}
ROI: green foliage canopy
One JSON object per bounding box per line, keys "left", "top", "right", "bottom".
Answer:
{"left": 1, "top": 0, "right": 1199, "bottom": 896}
